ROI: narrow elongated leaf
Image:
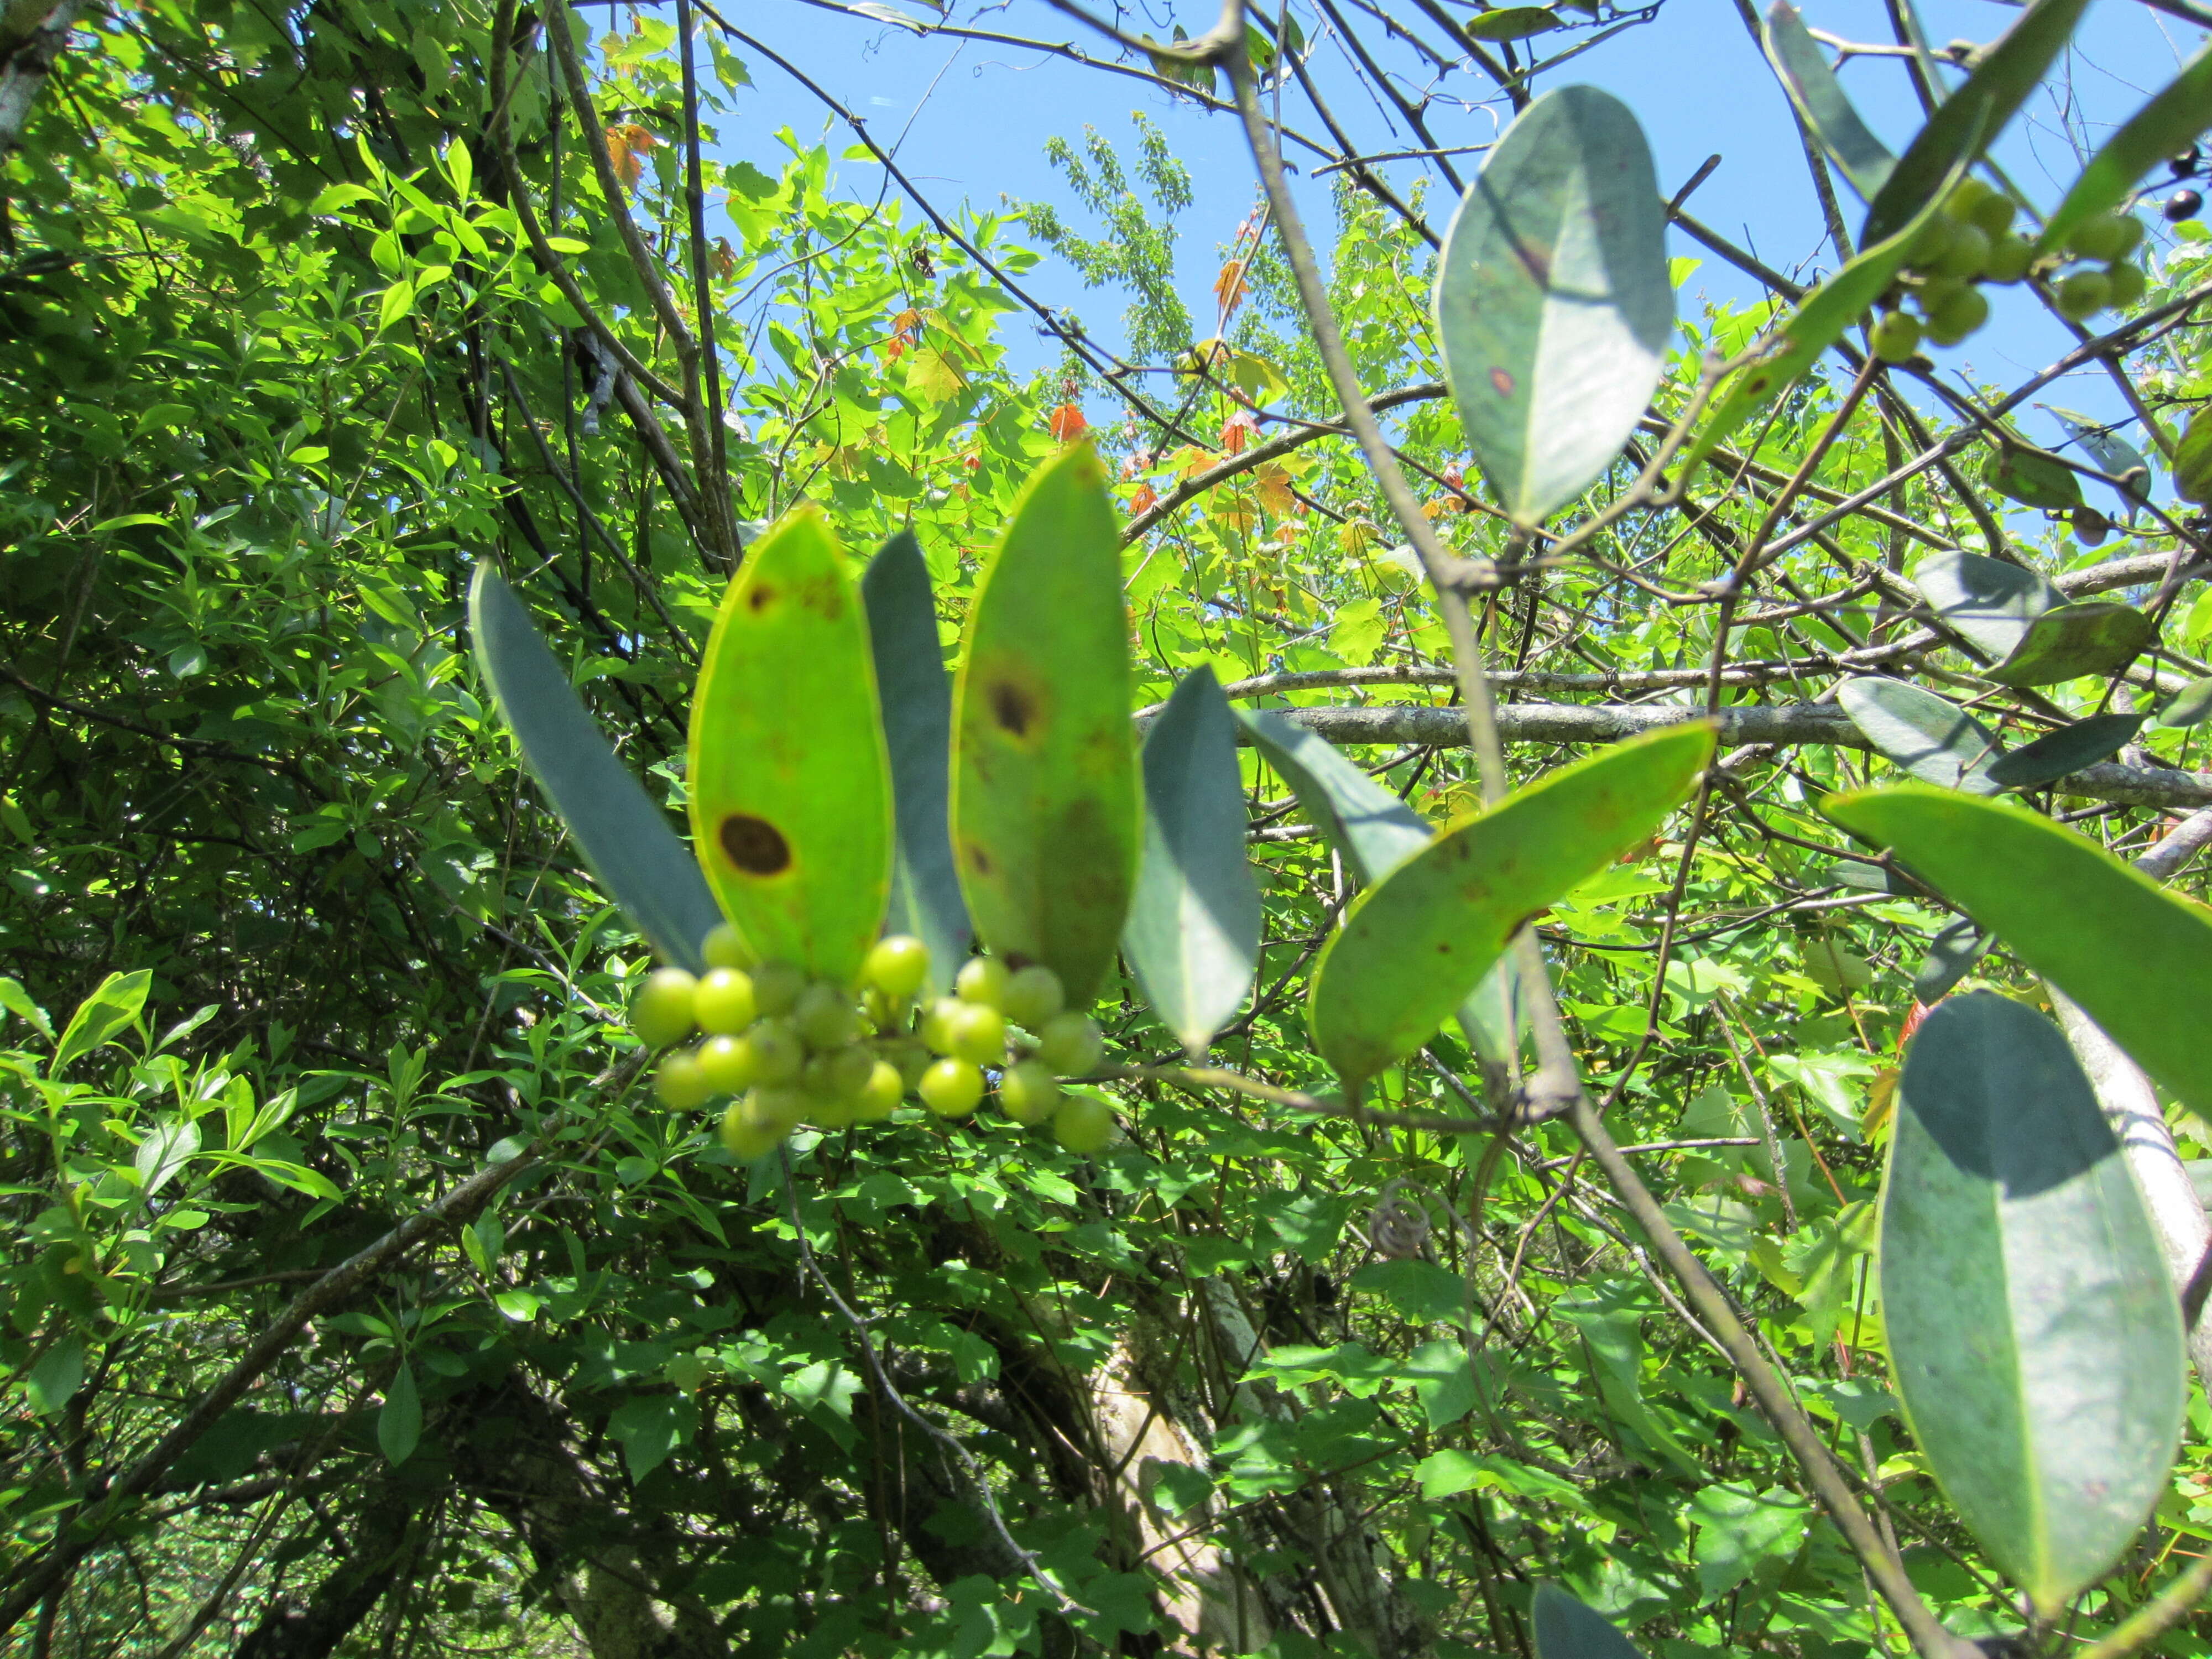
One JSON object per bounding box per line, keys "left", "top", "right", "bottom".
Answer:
{"left": 1985, "top": 712, "right": 2143, "bottom": 789}
{"left": 2158, "top": 675, "right": 2212, "bottom": 728}
{"left": 1532, "top": 1583, "right": 1645, "bottom": 1659}
{"left": 690, "top": 508, "right": 892, "bottom": 984}
{"left": 1861, "top": 0, "right": 2092, "bottom": 245}
{"left": 470, "top": 568, "right": 722, "bottom": 972}
{"left": 1125, "top": 669, "right": 1261, "bottom": 1054}
{"left": 1464, "top": 6, "right": 1558, "bottom": 40}
{"left": 2037, "top": 41, "right": 2212, "bottom": 255}
{"left": 1764, "top": 2, "right": 1895, "bottom": 201}
{"left": 1912, "top": 549, "right": 2062, "bottom": 662}
{"left": 861, "top": 530, "right": 970, "bottom": 995}
{"left": 1310, "top": 723, "right": 1713, "bottom": 1084}
{"left": 1882, "top": 993, "right": 2182, "bottom": 1614}
{"left": 951, "top": 445, "right": 1139, "bottom": 1003}
{"left": 1912, "top": 916, "right": 1991, "bottom": 1003}
{"left": 1987, "top": 602, "right": 2153, "bottom": 687}
{"left": 53, "top": 969, "right": 153, "bottom": 1075}
{"left": 1434, "top": 85, "right": 1672, "bottom": 526}
{"left": 1824, "top": 785, "right": 2212, "bottom": 1115}
{"left": 378, "top": 1364, "right": 423, "bottom": 1465}
{"left": 1835, "top": 678, "right": 2001, "bottom": 794}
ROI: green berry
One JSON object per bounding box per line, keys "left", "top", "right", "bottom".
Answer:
{"left": 697, "top": 1034, "right": 759, "bottom": 1095}
{"left": 693, "top": 968, "right": 757, "bottom": 1035}
{"left": 1052, "top": 1093, "right": 1115, "bottom": 1155}
{"left": 747, "top": 1019, "right": 805, "bottom": 1086}
{"left": 749, "top": 960, "right": 806, "bottom": 1018}
{"left": 742, "top": 1084, "right": 809, "bottom": 1131}
{"left": 1966, "top": 192, "right": 2016, "bottom": 240}
{"left": 919, "top": 1057, "right": 984, "bottom": 1118}
{"left": 1000, "top": 964, "right": 1066, "bottom": 1030}
{"left": 919, "top": 996, "right": 963, "bottom": 1056}
{"left": 2105, "top": 260, "right": 2147, "bottom": 309}
{"left": 632, "top": 969, "right": 699, "bottom": 1050}
{"left": 1943, "top": 176, "right": 1994, "bottom": 222}
{"left": 998, "top": 1060, "right": 1062, "bottom": 1125}
{"left": 1932, "top": 222, "right": 1990, "bottom": 279}
{"left": 1925, "top": 284, "right": 1990, "bottom": 347}
{"left": 1905, "top": 212, "right": 1956, "bottom": 270}
{"left": 947, "top": 1002, "right": 1008, "bottom": 1067}
{"left": 954, "top": 956, "right": 1010, "bottom": 1009}
{"left": 1034, "top": 1013, "right": 1104, "bottom": 1076}
{"left": 719, "top": 1102, "right": 784, "bottom": 1160}
{"left": 655, "top": 1047, "right": 713, "bottom": 1110}
{"left": 794, "top": 982, "right": 859, "bottom": 1050}
{"left": 854, "top": 1060, "right": 904, "bottom": 1122}
{"left": 815, "top": 1042, "right": 878, "bottom": 1100}
{"left": 864, "top": 935, "right": 931, "bottom": 1001}
{"left": 2054, "top": 269, "right": 2113, "bottom": 321}
{"left": 884, "top": 1039, "right": 932, "bottom": 1088}
{"left": 1979, "top": 233, "right": 2033, "bottom": 284}
{"left": 702, "top": 922, "right": 750, "bottom": 970}
{"left": 1870, "top": 309, "right": 1922, "bottom": 364}
{"left": 2066, "top": 210, "right": 2142, "bottom": 263}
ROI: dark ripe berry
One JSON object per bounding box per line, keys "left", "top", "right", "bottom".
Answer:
{"left": 1926, "top": 285, "right": 1990, "bottom": 346}
{"left": 2173, "top": 144, "right": 2201, "bottom": 179}
{"left": 2167, "top": 189, "right": 2203, "bottom": 223}
{"left": 2054, "top": 269, "right": 2114, "bottom": 321}
{"left": 1870, "top": 309, "right": 1922, "bottom": 364}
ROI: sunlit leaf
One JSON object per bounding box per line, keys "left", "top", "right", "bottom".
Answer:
{"left": 690, "top": 507, "right": 893, "bottom": 984}
{"left": 1463, "top": 6, "right": 1558, "bottom": 40}
{"left": 1882, "top": 993, "right": 2181, "bottom": 1614}
{"left": 1125, "top": 669, "right": 1260, "bottom": 1055}
{"left": 1835, "top": 678, "right": 2002, "bottom": 794}
{"left": 951, "top": 444, "right": 1139, "bottom": 1003}
{"left": 2044, "top": 404, "right": 2153, "bottom": 500}
{"left": 1310, "top": 723, "right": 1712, "bottom": 1085}
{"left": 1763, "top": 2, "right": 1895, "bottom": 200}
{"left": 53, "top": 968, "right": 153, "bottom": 1076}
{"left": 1434, "top": 85, "right": 1672, "bottom": 526}
{"left": 470, "top": 568, "right": 723, "bottom": 972}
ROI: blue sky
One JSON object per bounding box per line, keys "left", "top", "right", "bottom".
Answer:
{"left": 716, "top": 0, "right": 2202, "bottom": 484}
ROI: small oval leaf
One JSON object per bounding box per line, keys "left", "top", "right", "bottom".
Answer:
{"left": 1463, "top": 5, "right": 1559, "bottom": 40}
{"left": 1882, "top": 993, "right": 2182, "bottom": 1614}
{"left": 1125, "top": 668, "right": 1261, "bottom": 1055}
{"left": 1980, "top": 444, "right": 2083, "bottom": 510}
{"left": 951, "top": 445, "right": 1140, "bottom": 1003}
{"left": 2043, "top": 404, "right": 2153, "bottom": 499}
{"left": 469, "top": 568, "right": 723, "bottom": 971}
{"left": 1985, "top": 712, "right": 2143, "bottom": 789}
{"left": 1836, "top": 678, "right": 2002, "bottom": 794}
{"left": 1986, "top": 602, "right": 2152, "bottom": 687}
{"left": 1824, "top": 785, "right": 2212, "bottom": 1117}
{"left": 690, "top": 507, "right": 893, "bottom": 984}
{"left": 1310, "top": 722, "right": 1713, "bottom": 1085}
{"left": 1434, "top": 85, "right": 1672, "bottom": 526}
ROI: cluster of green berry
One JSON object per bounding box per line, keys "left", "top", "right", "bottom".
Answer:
{"left": 1871, "top": 180, "right": 2147, "bottom": 363}
{"left": 629, "top": 927, "right": 1115, "bottom": 1162}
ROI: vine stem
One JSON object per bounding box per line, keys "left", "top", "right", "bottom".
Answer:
{"left": 2078, "top": 1550, "right": 2212, "bottom": 1659}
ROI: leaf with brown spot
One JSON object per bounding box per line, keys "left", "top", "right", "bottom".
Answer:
{"left": 689, "top": 506, "right": 891, "bottom": 983}
{"left": 951, "top": 443, "right": 1140, "bottom": 1003}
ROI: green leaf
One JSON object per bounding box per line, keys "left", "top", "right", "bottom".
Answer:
{"left": 1689, "top": 1483, "right": 1811, "bottom": 1596}
{"left": 25, "top": 1335, "right": 83, "bottom": 1417}
{"left": 1985, "top": 712, "right": 2142, "bottom": 789}
{"left": 2176, "top": 409, "right": 2212, "bottom": 505}
{"left": 1763, "top": 2, "right": 1895, "bottom": 200}
{"left": 1434, "top": 86, "right": 1673, "bottom": 526}
{"left": 1125, "top": 668, "right": 1260, "bottom": 1055}
{"left": 469, "top": 568, "right": 722, "bottom": 972}
{"left": 2045, "top": 404, "right": 2153, "bottom": 500}
{"left": 1404, "top": 1338, "right": 1481, "bottom": 1430}
{"left": 1980, "top": 444, "right": 2082, "bottom": 510}
{"left": 1825, "top": 785, "right": 2212, "bottom": 1115}
{"left": 134, "top": 1119, "right": 201, "bottom": 1198}
{"left": 2037, "top": 41, "right": 2212, "bottom": 256}
{"left": 0, "top": 978, "right": 53, "bottom": 1042}
{"left": 2158, "top": 675, "right": 2212, "bottom": 728}
{"left": 53, "top": 969, "right": 152, "bottom": 1075}
{"left": 690, "top": 507, "right": 893, "bottom": 984}
{"left": 1835, "top": 678, "right": 2001, "bottom": 794}
{"left": 1531, "top": 1583, "right": 1646, "bottom": 1659}
{"left": 1462, "top": 5, "right": 1558, "bottom": 40}
{"left": 379, "top": 1364, "right": 422, "bottom": 1465}
{"left": 1860, "top": 0, "right": 2092, "bottom": 245}
{"left": 1310, "top": 723, "right": 1712, "bottom": 1085}
{"left": 1912, "top": 549, "right": 2062, "bottom": 661}
{"left": 1988, "top": 602, "right": 2153, "bottom": 687}
{"left": 1913, "top": 916, "right": 1992, "bottom": 1003}
{"left": 1880, "top": 992, "right": 2182, "bottom": 1614}
{"left": 861, "top": 530, "right": 971, "bottom": 995}
{"left": 951, "top": 445, "right": 1139, "bottom": 1004}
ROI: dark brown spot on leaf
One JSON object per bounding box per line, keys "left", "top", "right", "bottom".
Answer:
{"left": 719, "top": 813, "right": 791, "bottom": 875}
{"left": 1490, "top": 367, "right": 1516, "bottom": 398}
{"left": 964, "top": 839, "right": 994, "bottom": 876}
{"left": 989, "top": 679, "right": 1037, "bottom": 739}
{"left": 748, "top": 583, "right": 776, "bottom": 613}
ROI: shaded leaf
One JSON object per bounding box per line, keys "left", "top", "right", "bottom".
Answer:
{"left": 1690, "top": 1483, "right": 1811, "bottom": 1595}
{"left": 53, "top": 969, "right": 152, "bottom": 1075}
{"left": 1310, "top": 723, "right": 1712, "bottom": 1084}
{"left": 1557, "top": 1280, "right": 1704, "bottom": 1476}
{"left": 861, "top": 530, "right": 971, "bottom": 995}
{"left": 2158, "top": 675, "right": 2212, "bottom": 728}
{"left": 951, "top": 445, "right": 1139, "bottom": 1003}
{"left": 25, "top": 1335, "right": 82, "bottom": 1417}
{"left": 2036, "top": 41, "right": 2212, "bottom": 256}
{"left": 378, "top": 1364, "right": 422, "bottom": 1465}
{"left": 1531, "top": 1583, "right": 1645, "bottom": 1659}
{"left": 1986, "top": 602, "right": 2152, "bottom": 687}
{"left": 2044, "top": 404, "right": 2153, "bottom": 500}
{"left": 1881, "top": 993, "right": 2181, "bottom": 1614}
{"left": 1986, "top": 713, "right": 2143, "bottom": 789}
{"left": 1912, "top": 549, "right": 2062, "bottom": 662}
{"left": 470, "top": 569, "right": 722, "bottom": 972}
{"left": 1836, "top": 678, "right": 2002, "bottom": 794}
{"left": 1764, "top": 2, "right": 1895, "bottom": 200}
{"left": 1824, "top": 785, "right": 2212, "bottom": 1115}
{"left": 1125, "top": 669, "right": 1261, "bottom": 1054}
{"left": 2176, "top": 408, "right": 2212, "bottom": 504}
{"left": 1861, "top": 0, "right": 2092, "bottom": 245}
{"left": 690, "top": 508, "right": 893, "bottom": 984}
{"left": 1980, "top": 444, "right": 2082, "bottom": 510}
{"left": 1434, "top": 85, "right": 1672, "bottom": 526}
{"left": 1913, "top": 916, "right": 1992, "bottom": 1003}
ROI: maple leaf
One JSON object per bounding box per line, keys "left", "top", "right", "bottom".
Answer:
{"left": 1220, "top": 408, "right": 1259, "bottom": 455}
{"left": 709, "top": 238, "right": 737, "bottom": 281}
{"left": 1128, "top": 481, "right": 1160, "bottom": 516}
{"left": 1047, "top": 403, "right": 1088, "bottom": 444}
{"left": 603, "top": 124, "right": 658, "bottom": 188}
{"left": 1213, "top": 257, "right": 1250, "bottom": 319}
{"left": 1253, "top": 463, "right": 1298, "bottom": 517}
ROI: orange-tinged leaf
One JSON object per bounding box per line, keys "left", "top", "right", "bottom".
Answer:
{"left": 1128, "top": 481, "right": 1160, "bottom": 515}
{"left": 1214, "top": 257, "right": 1250, "bottom": 317}
{"left": 709, "top": 237, "right": 737, "bottom": 280}
{"left": 1048, "top": 403, "right": 1089, "bottom": 444}
{"left": 1220, "top": 408, "right": 1259, "bottom": 454}
{"left": 605, "top": 123, "right": 658, "bottom": 188}
{"left": 1254, "top": 463, "right": 1298, "bottom": 517}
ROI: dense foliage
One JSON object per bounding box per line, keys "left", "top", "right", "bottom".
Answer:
{"left": 6, "top": 3, "right": 2212, "bottom": 1659}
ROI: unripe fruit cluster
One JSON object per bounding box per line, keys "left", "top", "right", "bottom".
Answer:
{"left": 1869, "top": 180, "right": 2147, "bottom": 364}
{"left": 629, "top": 925, "right": 1117, "bottom": 1161}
